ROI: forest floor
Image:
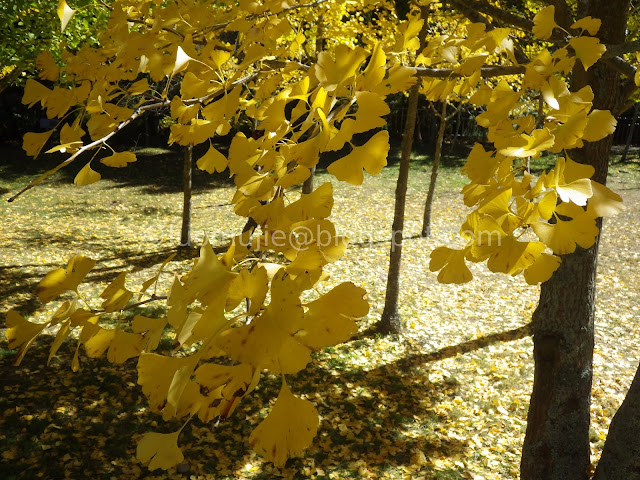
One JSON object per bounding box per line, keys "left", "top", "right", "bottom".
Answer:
{"left": 1, "top": 143, "right": 639, "bottom": 480}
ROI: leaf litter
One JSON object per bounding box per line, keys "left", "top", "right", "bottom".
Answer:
{"left": 1, "top": 149, "right": 639, "bottom": 479}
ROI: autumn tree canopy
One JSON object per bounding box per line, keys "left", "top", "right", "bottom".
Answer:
{"left": 6, "top": 0, "right": 640, "bottom": 475}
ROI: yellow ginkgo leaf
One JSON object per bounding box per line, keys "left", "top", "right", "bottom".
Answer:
{"left": 582, "top": 110, "right": 616, "bottom": 142}
{"left": 314, "top": 45, "right": 367, "bottom": 92}
{"left": 22, "top": 79, "right": 52, "bottom": 108}
{"left": 137, "top": 353, "right": 192, "bottom": 412}
{"left": 486, "top": 237, "right": 546, "bottom": 275}
{"left": 172, "top": 46, "right": 193, "bottom": 76}
{"left": 556, "top": 178, "right": 593, "bottom": 206}
{"left": 36, "top": 255, "right": 96, "bottom": 303}
{"left": 531, "top": 204, "right": 599, "bottom": 255}
{"left": 169, "top": 119, "right": 218, "bottom": 146}
{"left": 137, "top": 431, "right": 184, "bottom": 471}
{"left": 23, "top": 130, "right": 54, "bottom": 157}
{"left": 57, "top": 0, "right": 76, "bottom": 32}
{"left": 587, "top": 182, "right": 624, "bottom": 217}
{"left": 553, "top": 156, "right": 594, "bottom": 206}
{"left": 196, "top": 145, "right": 227, "bottom": 173}
{"left": 36, "top": 51, "right": 59, "bottom": 81}
{"left": 569, "top": 36, "right": 606, "bottom": 70}
{"left": 499, "top": 128, "right": 555, "bottom": 158}
{"left": 101, "top": 151, "right": 137, "bottom": 167}
{"left": 327, "top": 130, "right": 389, "bottom": 185}
{"left": 4, "top": 311, "right": 48, "bottom": 366}
{"left": 377, "top": 65, "right": 417, "bottom": 95}
{"left": 298, "top": 282, "right": 368, "bottom": 350}
{"left": 532, "top": 6, "right": 557, "bottom": 40}
{"left": 48, "top": 320, "right": 71, "bottom": 365}
{"left": 74, "top": 162, "right": 101, "bottom": 186}
{"left": 181, "top": 236, "right": 236, "bottom": 305}
{"left": 284, "top": 182, "right": 334, "bottom": 222}
{"left": 100, "top": 272, "right": 134, "bottom": 312}
{"left": 170, "top": 97, "right": 200, "bottom": 124}
{"left": 571, "top": 16, "right": 601, "bottom": 35}
{"left": 249, "top": 380, "right": 319, "bottom": 467}
{"left": 353, "top": 91, "right": 390, "bottom": 134}
{"left": 81, "top": 323, "right": 115, "bottom": 358}
{"left": 216, "top": 271, "right": 310, "bottom": 374}
{"left": 429, "top": 247, "right": 473, "bottom": 284}
{"left": 225, "top": 266, "right": 269, "bottom": 314}
{"left": 454, "top": 54, "right": 488, "bottom": 76}
{"left": 523, "top": 253, "right": 562, "bottom": 285}
{"left": 132, "top": 315, "right": 167, "bottom": 352}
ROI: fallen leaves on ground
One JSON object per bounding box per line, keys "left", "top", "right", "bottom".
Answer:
{"left": 1, "top": 146, "right": 639, "bottom": 479}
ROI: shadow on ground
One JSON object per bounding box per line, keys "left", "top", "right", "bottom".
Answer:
{"left": 0, "top": 323, "right": 530, "bottom": 480}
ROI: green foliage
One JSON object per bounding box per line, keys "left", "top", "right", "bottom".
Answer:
{"left": 0, "top": 0, "right": 109, "bottom": 86}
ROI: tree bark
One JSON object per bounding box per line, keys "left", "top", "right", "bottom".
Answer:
{"left": 377, "top": 83, "right": 420, "bottom": 335}
{"left": 593, "top": 362, "right": 640, "bottom": 479}
{"left": 180, "top": 145, "right": 193, "bottom": 247}
{"left": 421, "top": 101, "right": 447, "bottom": 237}
{"left": 520, "top": 1, "right": 630, "bottom": 479}
{"left": 302, "top": 165, "right": 315, "bottom": 194}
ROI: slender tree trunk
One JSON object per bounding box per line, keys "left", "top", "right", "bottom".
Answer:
{"left": 180, "top": 145, "right": 193, "bottom": 247}
{"left": 302, "top": 165, "right": 315, "bottom": 194}
{"left": 593, "top": 362, "right": 640, "bottom": 479}
{"left": 520, "top": 1, "right": 629, "bottom": 478}
{"left": 421, "top": 101, "right": 447, "bottom": 237}
{"left": 377, "top": 83, "right": 420, "bottom": 335}
{"left": 620, "top": 103, "right": 639, "bottom": 163}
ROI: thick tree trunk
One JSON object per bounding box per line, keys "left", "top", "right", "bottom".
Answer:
{"left": 520, "top": 240, "right": 599, "bottom": 480}
{"left": 421, "top": 101, "right": 447, "bottom": 237}
{"left": 593, "top": 362, "right": 640, "bottom": 479}
{"left": 520, "top": 1, "right": 629, "bottom": 478}
{"left": 377, "top": 83, "right": 420, "bottom": 335}
{"left": 180, "top": 145, "right": 193, "bottom": 247}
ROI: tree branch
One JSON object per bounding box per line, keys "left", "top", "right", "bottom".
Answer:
{"left": 415, "top": 64, "right": 526, "bottom": 79}
{"left": 8, "top": 73, "right": 258, "bottom": 203}
{"left": 447, "top": 0, "right": 534, "bottom": 32}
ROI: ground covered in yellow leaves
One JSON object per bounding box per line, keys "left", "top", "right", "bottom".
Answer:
{"left": 1, "top": 145, "right": 639, "bottom": 479}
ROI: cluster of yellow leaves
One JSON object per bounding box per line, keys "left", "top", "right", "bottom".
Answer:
{"left": 428, "top": 7, "right": 623, "bottom": 284}
{"left": 6, "top": 235, "right": 370, "bottom": 466}
{"left": 10, "top": 0, "right": 630, "bottom": 471}
{"left": 11, "top": 0, "right": 430, "bottom": 470}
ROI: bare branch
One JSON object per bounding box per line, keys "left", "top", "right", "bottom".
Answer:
{"left": 415, "top": 64, "right": 526, "bottom": 79}
{"left": 446, "top": 0, "right": 534, "bottom": 32}
{"left": 8, "top": 73, "right": 259, "bottom": 203}
{"left": 605, "top": 39, "right": 640, "bottom": 58}
{"left": 197, "top": 0, "right": 329, "bottom": 37}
